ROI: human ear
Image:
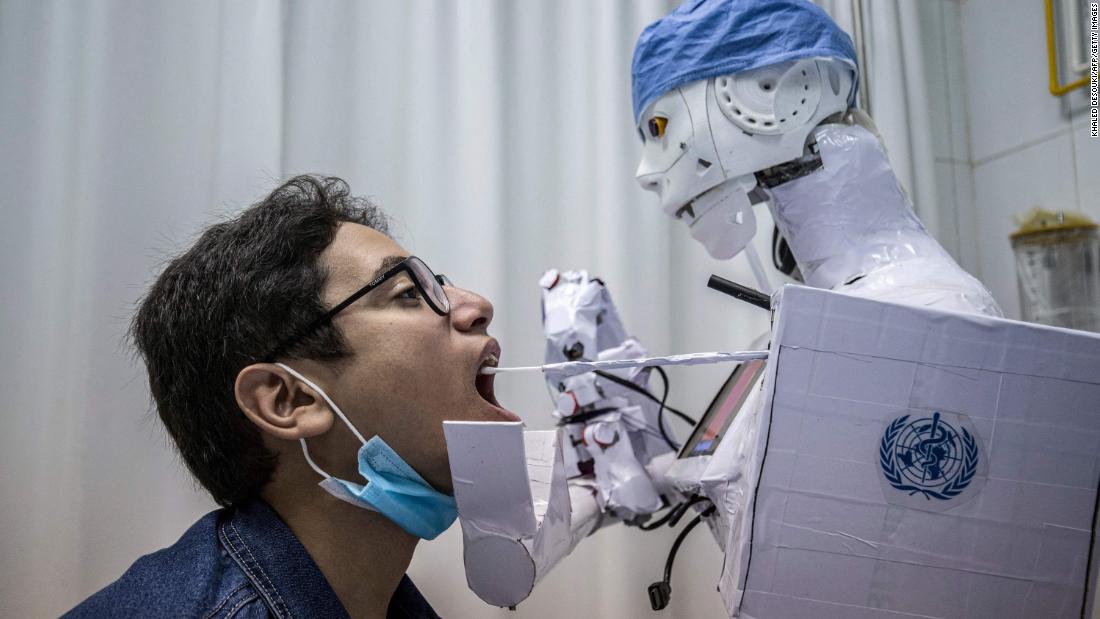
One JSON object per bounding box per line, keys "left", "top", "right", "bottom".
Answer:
{"left": 235, "top": 363, "right": 334, "bottom": 441}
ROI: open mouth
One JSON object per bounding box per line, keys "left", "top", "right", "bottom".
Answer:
{"left": 475, "top": 353, "right": 500, "bottom": 405}
{"left": 476, "top": 349, "right": 522, "bottom": 421}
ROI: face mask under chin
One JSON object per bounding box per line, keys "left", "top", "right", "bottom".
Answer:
{"left": 274, "top": 363, "right": 458, "bottom": 540}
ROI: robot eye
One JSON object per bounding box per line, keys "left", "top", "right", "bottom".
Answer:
{"left": 647, "top": 116, "right": 668, "bottom": 139}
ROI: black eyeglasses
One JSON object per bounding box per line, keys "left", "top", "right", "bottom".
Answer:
{"left": 264, "top": 255, "right": 452, "bottom": 361}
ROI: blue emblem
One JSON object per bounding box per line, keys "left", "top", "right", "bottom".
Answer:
{"left": 879, "top": 412, "right": 978, "bottom": 501}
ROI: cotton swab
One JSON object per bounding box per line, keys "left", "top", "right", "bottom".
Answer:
{"left": 479, "top": 350, "right": 769, "bottom": 379}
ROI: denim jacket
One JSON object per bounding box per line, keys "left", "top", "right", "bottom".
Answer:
{"left": 63, "top": 500, "right": 440, "bottom": 618}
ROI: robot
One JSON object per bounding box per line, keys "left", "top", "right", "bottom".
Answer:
{"left": 630, "top": 1, "right": 1001, "bottom": 317}
{"left": 446, "top": 0, "right": 1024, "bottom": 615}
{"left": 631, "top": 0, "right": 1007, "bottom": 610}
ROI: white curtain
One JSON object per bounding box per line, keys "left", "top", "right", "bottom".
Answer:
{"left": 0, "top": 2, "right": 787, "bottom": 617}
{"left": 0, "top": 1, "right": 953, "bottom": 616}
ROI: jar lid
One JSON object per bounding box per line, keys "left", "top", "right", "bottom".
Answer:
{"left": 1010, "top": 208, "right": 1097, "bottom": 241}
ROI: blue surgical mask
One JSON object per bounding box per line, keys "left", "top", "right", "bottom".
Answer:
{"left": 276, "top": 363, "right": 457, "bottom": 540}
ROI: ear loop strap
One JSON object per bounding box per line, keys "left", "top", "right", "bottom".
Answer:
{"left": 275, "top": 363, "right": 368, "bottom": 480}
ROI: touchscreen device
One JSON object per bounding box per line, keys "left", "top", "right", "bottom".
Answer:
{"left": 678, "top": 359, "right": 767, "bottom": 458}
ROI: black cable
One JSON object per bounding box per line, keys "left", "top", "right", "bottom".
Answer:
{"left": 554, "top": 406, "right": 620, "bottom": 426}
{"left": 555, "top": 407, "right": 671, "bottom": 455}
{"left": 652, "top": 366, "right": 677, "bottom": 451}
{"left": 772, "top": 225, "right": 798, "bottom": 277}
{"left": 648, "top": 504, "right": 717, "bottom": 610}
{"left": 637, "top": 509, "right": 677, "bottom": 531}
{"left": 592, "top": 369, "right": 697, "bottom": 426}
{"left": 591, "top": 366, "right": 691, "bottom": 451}
{"left": 666, "top": 495, "right": 708, "bottom": 527}
{"left": 663, "top": 505, "right": 716, "bottom": 584}
{"left": 637, "top": 504, "right": 679, "bottom": 531}
{"left": 639, "top": 495, "right": 708, "bottom": 531}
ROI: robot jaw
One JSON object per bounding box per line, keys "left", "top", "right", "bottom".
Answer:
{"left": 681, "top": 174, "right": 759, "bottom": 261}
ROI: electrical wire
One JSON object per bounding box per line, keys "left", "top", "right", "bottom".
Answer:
{"left": 667, "top": 494, "right": 708, "bottom": 527}
{"left": 653, "top": 366, "right": 677, "bottom": 450}
{"left": 557, "top": 361, "right": 699, "bottom": 454}
{"left": 557, "top": 410, "right": 685, "bottom": 450}
{"left": 638, "top": 495, "right": 708, "bottom": 531}
{"left": 585, "top": 366, "right": 685, "bottom": 450}
{"left": 636, "top": 504, "right": 679, "bottom": 531}
{"left": 554, "top": 407, "right": 621, "bottom": 426}
{"left": 592, "top": 369, "right": 698, "bottom": 426}
{"left": 647, "top": 502, "right": 717, "bottom": 610}
{"left": 663, "top": 505, "right": 716, "bottom": 584}
{"left": 637, "top": 509, "right": 678, "bottom": 532}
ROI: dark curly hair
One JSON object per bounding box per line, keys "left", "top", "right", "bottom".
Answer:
{"left": 131, "top": 175, "right": 390, "bottom": 506}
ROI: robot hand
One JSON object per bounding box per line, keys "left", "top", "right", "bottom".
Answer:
{"left": 539, "top": 268, "right": 678, "bottom": 519}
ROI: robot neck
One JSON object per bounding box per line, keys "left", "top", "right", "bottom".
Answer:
{"left": 763, "top": 123, "right": 942, "bottom": 290}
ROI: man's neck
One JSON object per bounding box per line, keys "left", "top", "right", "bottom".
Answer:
{"left": 264, "top": 488, "right": 419, "bottom": 619}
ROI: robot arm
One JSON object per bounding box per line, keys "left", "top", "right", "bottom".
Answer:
{"left": 539, "top": 268, "right": 680, "bottom": 519}
{"left": 444, "top": 269, "right": 696, "bottom": 609}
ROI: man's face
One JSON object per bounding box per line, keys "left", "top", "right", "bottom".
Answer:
{"left": 300, "top": 223, "right": 519, "bottom": 494}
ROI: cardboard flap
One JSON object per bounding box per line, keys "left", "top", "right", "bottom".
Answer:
{"left": 773, "top": 284, "right": 1100, "bottom": 384}
{"left": 523, "top": 430, "right": 559, "bottom": 522}
{"left": 528, "top": 429, "right": 573, "bottom": 576}
{"left": 444, "top": 421, "right": 537, "bottom": 539}
{"left": 731, "top": 284, "right": 1100, "bottom": 618}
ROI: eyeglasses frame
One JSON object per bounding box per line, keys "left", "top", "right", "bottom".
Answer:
{"left": 263, "top": 255, "right": 451, "bottom": 361}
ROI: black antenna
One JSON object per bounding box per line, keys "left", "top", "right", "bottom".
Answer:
{"left": 707, "top": 274, "right": 771, "bottom": 310}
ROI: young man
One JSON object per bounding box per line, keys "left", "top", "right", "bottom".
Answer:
{"left": 65, "top": 175, "right": 521, "bottom": 618}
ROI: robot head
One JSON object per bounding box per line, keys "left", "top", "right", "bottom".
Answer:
{"left": 631, "top": 0, "right": 858, "bottom": 260}
{"left": 634, "top": 59, "right": 855, "bottom": 259}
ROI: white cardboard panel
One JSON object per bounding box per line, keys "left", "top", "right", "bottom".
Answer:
{"left": 738, "top": 285, "right": 1100, "bottom": 618}
{"left": 443, "top": 421, "right": 537, "bottom": 538}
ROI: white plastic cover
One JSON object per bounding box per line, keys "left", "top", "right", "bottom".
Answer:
{"left": 583, "top": 412, "right": 664, "bottom": 515}
{"left": 767, "top": 123, "right": 1002, "bottom": 317}
{"left": 444, "top": 422, "right": 604, "bottom": 608}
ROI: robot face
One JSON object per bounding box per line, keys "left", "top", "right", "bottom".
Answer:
{"left": 634, "top": 58, "right": 855, "bottom": 261}
{"left": 633, "top": 87, "right": 716, "bottom": 219}
{"left": 635, "top": 81, "right": 758, "bottom": 260}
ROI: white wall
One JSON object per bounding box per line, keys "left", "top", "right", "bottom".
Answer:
{"left": 924, "top": 1, "right": 1100, "bottom": 615}
{"left": 922, "top": 0, "right": 1098, "bottom": 320}
{"left": 916, "top": 0, "right": 976, "bottom": 273}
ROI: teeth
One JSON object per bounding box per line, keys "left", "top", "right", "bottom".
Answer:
{"left": 483, "top": 354, "right": 499, "bottom": 368}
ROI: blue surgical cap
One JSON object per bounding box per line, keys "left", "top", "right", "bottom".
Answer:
{"left": 631, "top": 0, "right": 859, "bottom": 123}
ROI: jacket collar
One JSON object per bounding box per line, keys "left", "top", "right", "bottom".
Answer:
{"left": 217, "top": 500, "right": 349, "bottom": 619}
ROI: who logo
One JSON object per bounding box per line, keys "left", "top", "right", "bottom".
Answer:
{"left": 877, "top": 409, "right": 988, "bottom": 512}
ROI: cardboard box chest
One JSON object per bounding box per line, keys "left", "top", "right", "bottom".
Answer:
{"left": 726, "top": 285, "right": 1100, "bottom": 618}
